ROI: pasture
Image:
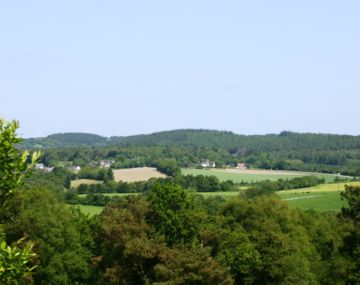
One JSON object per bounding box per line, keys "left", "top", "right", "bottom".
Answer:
{"left": 199, "top": 191, "right": 240, "bottom": 198}
{"left": 113, "top": 167, "right": 167, "bottom": 182}
{"left": 181, "top": 168, "right": 342, "bottom": 183}
{"left": 74, "top": 181, "right": 360, "bottom": 215}
{"left": 71, "top": 205, "right": 104, "bottom": 216}
{"left": 71, "top": 179, "right": 103, "bottom": 188}
{"left": 78, "top": 193, "right": 137, "bottom": 198}
{"left": 277, "top": 191, "right": 346, "bottom": 212}
{"left": 276, "top": 181, "right": 360, "bottom": 212}
{"left": 277, "top": 181, "right": 360, "bottom": 194}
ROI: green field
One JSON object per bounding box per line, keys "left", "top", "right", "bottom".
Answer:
{"left": 78, "top": 193, "right": 137, "bottom": 198}
{"left": 276, "top": 182, "right": 360, "bottom": 212}
{"left": 276, "top": 181, "right": 360, "bottom": 194}
{"left": 277, "top": 191, "right": 346, "bottom": 212}
{"left": 71, "top": 205, "right": 104, "bottom": 216}
{"left": 74, "top": 182, "right": 360, "bottom": 215}
{"left": 198, "top": 191, "right": 240, "bottom": 198}
{"left": 71, "top": 179, "right": 103, "bottom": 188}
{"left": 181, "top": 168, "right": 341, "bottom": 183}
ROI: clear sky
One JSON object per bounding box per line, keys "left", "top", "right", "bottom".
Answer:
{"left": 1, "top": 1, "right": 359, "bottom": 137}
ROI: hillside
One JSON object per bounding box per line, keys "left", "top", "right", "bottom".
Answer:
{"left": 20, "top": 129, "right": 360, "bottom": 176}
{"left": 21, "top": 132, "right": 108, "bottom": 149}
{"left": 22, "top": 129, "right": 360, "bottom": 152}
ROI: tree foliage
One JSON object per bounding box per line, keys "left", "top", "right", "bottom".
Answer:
{"left": 147, "top": 182, "right": 199, "bottom": 245}
{"left": 0, "top": 119, "right": 39, "bottom": 284}
{"left": 0, "top": 239, "right": 36, "bottom": 285}
{"left": 0, "top": 119, "right": 40, "bottom": 206}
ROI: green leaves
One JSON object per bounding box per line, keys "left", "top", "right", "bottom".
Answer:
{"left": 147, "top": 181, "right": 199, "bottom": 245}
{"left": 0, "top": 119, "right": 40, "bottom": 284}
{"left": 0, "top": 119, "right": 41, "bottom": 207}
{"left": 0, "top": 238, "right": 37, "bottom": 285}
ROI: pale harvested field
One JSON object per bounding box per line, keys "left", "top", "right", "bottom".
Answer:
{"left": 113, "top": 167, "right": 167, "bottom": 182}
{"left": 181, "top": 168, "right": 343, "bottom": 183}
{"left": 71, "top": 179, "right": 103, "bottom": 188}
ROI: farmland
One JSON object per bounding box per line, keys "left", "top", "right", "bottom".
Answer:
{"left": 275, "top": 181, "right": 360, "bottom": 194}
{"left": 181, "top": 168, "right": 342, "bottom": 183}
{"left": 277, "top": 191, "right": 345, "bottom": 212}
{"left": 71, "top": 179, "right": 103, "bottom": 188}
{"left": 113, "top": 167, "right": 167, "bottom": 182}
{"left": 73, "top": 205, "right": 104, "bottom": 216}
{"left": 197, "top": 181, "right": 360, "bottom": 212}
{"left": 78, "top": 193, "right": 136, "bottom": 198}
{"left": 276, "top": 181, "right": 360, "bottom": 212}
{"left": 75, "top": 181, "right": 360, "bottom": 213}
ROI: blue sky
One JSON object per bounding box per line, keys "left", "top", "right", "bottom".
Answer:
{"left": 1, "top": 1, "right": 359, "bottom": 137}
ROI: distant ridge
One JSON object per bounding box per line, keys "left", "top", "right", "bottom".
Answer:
{"left": 20, "top": 129, "right": 360, "bottom": 152}
{"left": 22, "top": 132, "right": 108, "bottom": 149}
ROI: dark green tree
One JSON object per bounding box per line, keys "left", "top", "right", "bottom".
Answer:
{"left": 147, "top": 182, "right": 199, "bottom": 245}
{"left": 340, "top": 186, "right": 360, "bottom": 283}
{"left": 2, "top": 189, "right": 93, "bottom": 285}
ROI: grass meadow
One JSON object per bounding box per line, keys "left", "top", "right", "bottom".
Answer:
{"left": 72, "top": 205, "right": 104, "bottom": 216}
{"left": 181, "top": 168, "right": 342, "bottom": 183}
{"left": 71, "top": 179, "right": 103, "bottom": 188}
{"left": 74, "top": 182, "right": 360, "bottom": 215}
{"left": 275, "top": 181, "right": 360, "bottom": 212}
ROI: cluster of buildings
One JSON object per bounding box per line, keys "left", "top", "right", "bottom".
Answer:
{"left": 201, "top": 160, "right": 216, "bottom": 168}
{"left": 35, "top": 163, "right": 54, "bottom": 173}
{"left": 236, "top": 162, "right": 247, "bottom": 170}
{"left": 200, "top": 160, "right": 248, "bottom": 169}
{"left": 35, "top": 159, "right": 114, "bottom": 173}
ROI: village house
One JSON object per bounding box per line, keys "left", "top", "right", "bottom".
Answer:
{"left": 236, "top": 163, "right": 247, "bottom": 170}
{"left": 69, "top": 165, "right": 81, "bottom": 172}
{"left": 35, "top": 163, "right": 44, "bottom": 170}
{"left": 35, "top": 163, "right": 54, "bottom": 173}
{"left": 201, "top": 160, "right": 216, "bottom": 168}
{"left": 100, "top": 160, "right": 113, "bottom": 168}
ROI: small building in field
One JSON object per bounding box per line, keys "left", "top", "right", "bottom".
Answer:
{"left": 71, "top": 165, "right": 81, "bottom": 172}
{"left": 35, "top": 163, "right": 54, "bottom": 173}
{"left": 201, "top": 160, "right": 216, "bottom": 168}
{"left": 100, "top": 160, "right": 113, "bottom": 168}
{"left": 237, "top": 163, "right": 247, "bottom": 170}
{"left": 44, "top": 166, "right": 54, "bottom": 173}
{"left": 35, "top": 163, "right": 44, "bottom": 170}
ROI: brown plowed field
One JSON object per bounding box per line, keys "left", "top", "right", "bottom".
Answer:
{"left": 113, "top": 167, "right": 167, "bottom": 182}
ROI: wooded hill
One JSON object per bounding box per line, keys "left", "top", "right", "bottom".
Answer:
{"left": 22, "top": 129, "right": 360, "bottom": 151}
{"left": 21, "top": 130, "right": 360, "bottom": 176}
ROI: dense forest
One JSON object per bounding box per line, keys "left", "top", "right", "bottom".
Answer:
{"left": 2, "top": 120, "right": 360, "bottom": 284}
{"left": 21, "top": 129, "right": 360, "bottom": 151}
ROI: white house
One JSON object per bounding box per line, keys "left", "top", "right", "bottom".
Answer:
{"left": 201, "top": 160, "right": 216, "bottom": 168}
{"left": 236, "top": 163, "right": 247, "bottom": 170}
{"left": 72, "top": 165, "right": 81, "bottom": 172}
{"left": 35, "top": 163, "right": 44, "bottom": 170}
{"left": 35, "top": 163, "right": 54, "bottom": 172}
{"left": 100, "top": 160, "right": 113, "bottom": 168}
{"left": 44, "top": 166, "right": 54, "bottom": 173}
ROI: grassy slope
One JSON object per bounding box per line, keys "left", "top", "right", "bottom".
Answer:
{"left": 181, "top": 168, "right": 340, "bottom": 183}
{"left": 71, "top": 179, "right": 103, "bottom": 188}
{"left": 74, "top": 182, "right": 360, "bottom": 215}
{"left": 276, "top": 181, "right": 360, "bottom": 212}
{"left": 276, "top": 181, "right": 360, "bottom": 194}
{"left": 277, "top": 191, "right": 346, "bottom": 212}
{"left": 78, "top": 193, "right": 136, "bottom": 198}
{"left": 71, "top": 205, "right": 104, "bottom": 216}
